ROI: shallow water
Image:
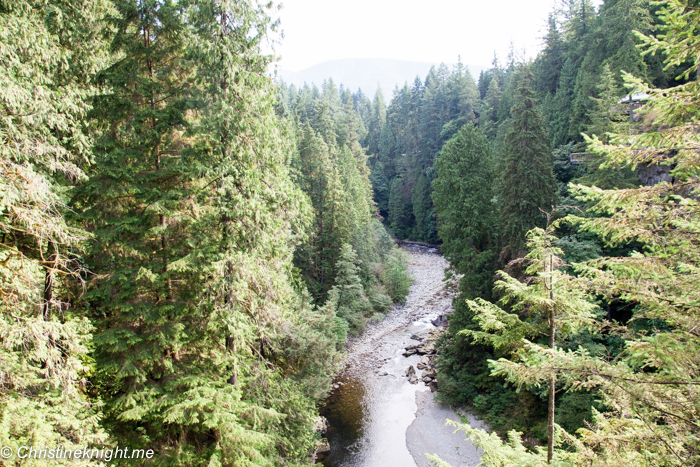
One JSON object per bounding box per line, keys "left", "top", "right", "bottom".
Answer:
{"left": 321, "top": 318, "right": 437, "bottom": 466}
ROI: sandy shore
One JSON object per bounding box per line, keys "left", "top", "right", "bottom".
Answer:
{"left": 406, "top": 390, "right": 487, "bottom": 467}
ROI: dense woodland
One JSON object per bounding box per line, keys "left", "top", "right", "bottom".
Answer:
{"left": 1, "top": 0, "right": 699, "bottom": 466}
{"left": 1, "top": 0, "right": 409, "bottom": 465}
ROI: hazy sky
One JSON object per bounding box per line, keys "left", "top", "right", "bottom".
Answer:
{"left": 273, "top": 0, "right": 563, "bottom": 72}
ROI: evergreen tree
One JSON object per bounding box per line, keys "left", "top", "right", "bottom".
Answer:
{"left": 499, "top": 68, "right": 557, "bottom": 256}
{"left": 480, "top": 76, "right": 502, "bottom": 140}
{"left": 387, "top": 177, "right": 413, "bottom": 239}
{"left": 79, "top": 1, "right": 325, "bottom": 464}
{"left": 588, "top": 63, "right": 625, "bottom": 141}
{"left": 294, "top": 124, "right": 348, "bottom": 297}
{"left": 432, "top": 124, "right": 496, "bottom": 299}
{"left": 545, "top": 57, "right": 578, "bottom": 147}
{"left": 353, "top": 88, "right": 372, "bottom": 125}
{"left": 418, "top": 68, "right": 442, "bottom": 164}
{"left": 577, "top": 64, "right": 641, "bottom": 189}
{"left": 460, "top": 226, "right": 597, "bottom": 463}
{"left": 328, "top": 244, "right": 373, "bottom": 333}
{"left": 535, "top": 13, "right": 566, "bottom": 96}
{"left": 599, "top": 0, "right": 652, "bottom": 83}
{"left": 367, "top": 89, "right": 387, "bottom": 156}
{"left": 411, "top": 170, "right": 437, "bottom": 243}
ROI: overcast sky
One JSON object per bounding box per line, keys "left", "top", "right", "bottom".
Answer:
{"left": 272, "top": 0, "right": 566, "bottom": 72}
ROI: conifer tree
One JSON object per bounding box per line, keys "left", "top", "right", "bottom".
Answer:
{"left": 367, "top": 89, "right": 387, "bottom": 156}
{"left": 459, "top": 226, "right": 596, "bottom": 463}
{"left": 499, "top": 68, "right": 557, "bottom": 256}
{"left": 599, "top": 0, "right": 651, "bottom": 83}
{"left": 293, "top": 124, "right": 348, "bottom": 298}
{"left": 411, "top": 171, "right": 438, "bottom": 243}
{"left": 388, "top": 177, "right": 413, "bottom": 239}
{"left": 79, "top": 1, "right": 325, "bottom": 464}
{"left": 446, "top": 61, "right": 479, "bottom": 126}
{"left": 545, "top": 57, "right": 578, "bottom": 147}
{"left": 371, "top": 122, "right": 397, "bottom": 216}
{"left": 328, "top": 244, "right": 373, "bottom": 333}
{"left": 578, "top": 64, "right": 640, "bottom": 189}
{"left": 481, "top": 76, "right": 502, "bottom": 141}
{"left": 588, "top": 64, "right": 624, "bottom": 141}
{"left": 433, "top": 124, "right": 496, "bottom": 299}
{"left": 535, "top": 13, "right": 566, "bottom": 96}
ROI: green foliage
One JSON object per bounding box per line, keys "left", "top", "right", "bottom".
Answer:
{"left": 6, "top": 1, "right": 700, "bottom": 465}
{"left": 370, "top": 63, "right": 481, "bottom": 241}
{"left": 281, "top": 75, "right": 405, "bottom": 310}
{"left": 388, "top": 176, "right": 414, "bottom": 239}
{"left": 428, "top": 419, "right": 576, "bottom": 467}
{"left": 588, "top": 64, "right": 626, "bottom": 142}
{"left": 535, "top": 14, "right": 566, "bottom": 97}
{"left": 480, "top": 75, "right": 502, "bottom": 140}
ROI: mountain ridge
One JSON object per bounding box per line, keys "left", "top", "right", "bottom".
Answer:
{"left": 276, "top": 58, "right": 488, "bottom": 98}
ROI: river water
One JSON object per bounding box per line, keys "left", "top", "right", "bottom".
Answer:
{"left": 319, "top": 246, "right": 487, "bottom": 467}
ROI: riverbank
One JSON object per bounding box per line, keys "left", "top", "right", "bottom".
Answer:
{"left": 320, "top": 245, "right": 486, "bottom": 467}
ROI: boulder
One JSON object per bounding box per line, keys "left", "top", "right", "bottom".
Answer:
{"left": 403, "top": 344, "right": 420, "bottom": 357}
{"left": 315, "top": 438, "right": 331, "bottom": 454}
{"left": 405, "top": 365, "right": 416, "bottom": 377}
{"left": 312, "top": 416, "right": 328, "bottom": 434}
{"left": 431, "top": 315, "right": 448, "bottom": 327}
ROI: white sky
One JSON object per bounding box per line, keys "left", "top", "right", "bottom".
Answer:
{"left": 272, "top": 0, "right": 563, "bottom": 72}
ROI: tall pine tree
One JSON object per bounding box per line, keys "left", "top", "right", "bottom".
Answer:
{"left": 499, "top": 68, "right": 557, "bottom": 256}
{"left": 433, "top": 124, "right": 496, "bottom": 299}
{"left": 79, "top": 1, "right": 325, "bottom": 464}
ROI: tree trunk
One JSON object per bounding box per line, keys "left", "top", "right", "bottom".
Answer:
{"left": 42, "top": 243, "right": 57, "bottom": 321}
{"left": 226, "top": 336, "right": 237, "bottom": 385}
{"left": 547, "top": 253, "right": 556, "bottom": 464}
{"left": 42, "top": 267, "right": 53, "bottom": 320}
{"left": 547, "top": 330, "right": 556, "bottom": 464}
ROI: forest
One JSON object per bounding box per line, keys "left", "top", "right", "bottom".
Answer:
{"left": 1, "top": 0, "right": 699, "bottom": 466}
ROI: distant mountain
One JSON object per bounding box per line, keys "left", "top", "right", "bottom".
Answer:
{"left": 276, "top": 58, "right": 488, "bottom": 98}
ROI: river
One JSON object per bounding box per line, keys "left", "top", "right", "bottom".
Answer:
{"left": 319, "top": 245, "right": 488, "bottom": 467}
